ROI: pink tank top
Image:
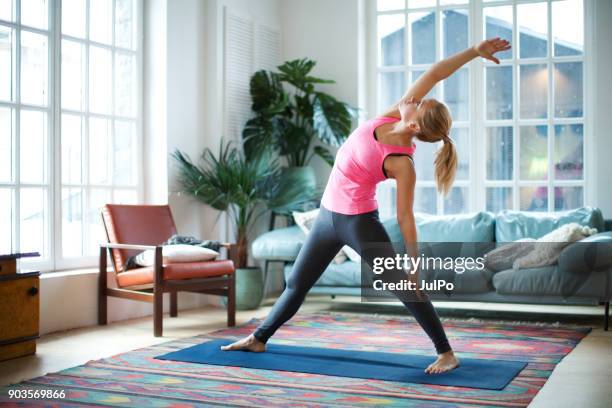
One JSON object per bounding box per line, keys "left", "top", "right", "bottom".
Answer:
{"left": 320, "top": 116, "right": 416, "bottom": 215}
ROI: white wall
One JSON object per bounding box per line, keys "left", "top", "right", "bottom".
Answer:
{"left": 280, "top": 0, "right": 361, "bottom": 185}
{"left": 591, "top": 0, "right": 612, "bottom": 216}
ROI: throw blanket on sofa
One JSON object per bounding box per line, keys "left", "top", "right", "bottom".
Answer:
{"left": 512, "top": 223, "right": 597, "bottom": 269}
{"left": 485, "top": 223, "right": 598, "bottom": 271}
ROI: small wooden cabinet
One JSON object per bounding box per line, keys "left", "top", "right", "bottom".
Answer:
{"left": 0, "top": 253, "right": 40, "bottom": 362}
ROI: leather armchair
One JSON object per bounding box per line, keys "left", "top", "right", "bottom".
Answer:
{"left": 98, "top": 204, "right": 236, "bottom": 337}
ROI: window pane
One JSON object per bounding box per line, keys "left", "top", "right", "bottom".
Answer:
{"left": 554, "top": 62, "right": 583, "bottom": 118}
{"left": 414, "top": 140, "right": 438, "bottom": 181}
{"left": 554, "top": 124, "right": 583, "bottom": 180}
{"left": 377, "top": 0, "right": 404, "bottom": 11}
{"left": 113, "top": 189, "right": 137, "bottom": 204}
{"left": 21, "top": 0, "right": 48, "bottom": 30}
{"left": 20, "top": 110, "right": 47, "bottom": 183}
{"left": 440, "top": 0, "right": 467, "bottom": 5}
{"left": 379, "top": 71, "right": 405, "bottom": 112}
{"left": 0, "top": 188, "right": 12, "bottom": 253}
{"left": 520, "top": 186, "right": 548, "bottom": 212}
{"left": 62, "top": 0, "right": 86, "bottom": 38}
{"left": 486, "top": 66, "right": 512, "bottom": 120}
{"left": 520, "top": 64, "right": 547, "bottom": 119}
{"left": 116, "top": 0, "right": 135, "bottom": 49}
{"left": 0, "top": 26, "right": 12, "bottom": 101}
{"left": 553, "top": 0, "right": 583, "bottom": 56}
{"left": 20, "top": 187, "right": 46, "bottom": 257}
{"left": 518, "top": 2, "right": 547, "bottom": 59}
{"left": 520, "top": 125, "right": 547, "bottom": 181}
{"left": 61, "top": 40, "right": 85, "bottom": 111}
{"left": 414, "top": 186, "right": 436, "bottom": 214}
{"left": 0, "top": 0, "right": 13, "bottom": 21}
{"left": 89, "top": 117, "right": 111, "bottom": 184}
{"left": 378, "top": 14, "right": 404, "bottom": 67}
{"left": 486, "top": 126, "right": 513, "bottom": 180}
{"left": 0, "top": 107, "right": 12, "bottom": 182}
{"left": 114, "top": 120, "right": 135, "bottom": 185}
{"left": 443, "top": 186, "right": 467, "bottom": 214}
{"left": 442, "top": 9, "right": 468, "bottom": 58}
{"left": 410, "top": 12, "right": 435, "bottom": 64}
{"left": 89, "top": 0, "right": 112, "bottom": 44}
{"left": 86, "top": 187, "right": 110, "bottom": 255}
{"left": 484, "top": 6, "right": 512, "bottom": 60}
{"left": 486, "top": 187, "right": 512, "bottom": 212}
{"left": 554, "top": 186, "right": 583, "bottom": 211}
{"left": 89, "top": 46, "right": 111, "bottom": 114}
{"left": 115, "top": 52, "right": 136, "bottom": 116}
{"left": 20, "top": 31, "right": 48, "bottom": 106}
{"left": 443, "top": 68, "right": 468, "bottom": 121}
{"left": 409, "top": 0, "right": 435, "bottom": 7}
{"left": 62, "top": 187, "right": 83, "bottom": 257}
{"left": 451, "top": 127, "right": 469, "bottom": 180}
{"left": 61, "top": 114, "right": 83, "bottom": 184}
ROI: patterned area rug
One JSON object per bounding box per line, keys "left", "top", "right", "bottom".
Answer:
{"left": 0, "top": 311, "right": 591, "bottom": 407}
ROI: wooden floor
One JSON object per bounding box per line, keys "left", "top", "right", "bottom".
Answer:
{"left": 1, "top": 295, "right": 610, "bottom": 408}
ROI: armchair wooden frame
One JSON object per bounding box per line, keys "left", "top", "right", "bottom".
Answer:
{"left": 98, "top": 241, "right": 237, "bottom": 337}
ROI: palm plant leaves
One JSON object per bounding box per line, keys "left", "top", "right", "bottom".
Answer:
{"left": 250, "top": 70, "right": 288, "bottom": 115}
{"left": 243, "top": 58, "right": 356, "bottom": 167}
{"left": 312, "top": 92, "right": 356, "bottom": 147}
{"left": 172, "top": 140, "right": 315, "bottom": 234}
{"left": 311, "top": 146, "right": 335, "bottom": 167}
{"left": 277, "top": 58, "right": 334, "bottom": 93}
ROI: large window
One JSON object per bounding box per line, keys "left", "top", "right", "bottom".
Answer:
{"left": 0, "top": 0, "right": 142, "bottom": 271}
{"left": 372, "top": 0, "right": 586, "bottom": 216}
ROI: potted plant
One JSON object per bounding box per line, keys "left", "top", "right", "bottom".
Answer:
{"left": 242, "top": 58, "right": 357, "bottom": 215}
{"left": 172, "top": 141, "right": 314, "bottom": 310}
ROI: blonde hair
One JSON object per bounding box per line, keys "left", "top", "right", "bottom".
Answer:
{"left": 415, "top": 99, "right": 457, "bottom": 196}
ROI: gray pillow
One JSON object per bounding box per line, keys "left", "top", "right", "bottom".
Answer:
{"left": 484, "top": 239, "right": 536, "bottom": 272}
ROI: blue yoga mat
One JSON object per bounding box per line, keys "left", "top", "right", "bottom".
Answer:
{"left": 156, "top": 339, "right": 526, "bottom": 390}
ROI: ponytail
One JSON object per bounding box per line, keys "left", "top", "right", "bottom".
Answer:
{"left": 415, "top": 99, "right": 457, "bottom": 196}
{"left": 434, "top": 137, "right": 457, "bottom": 196}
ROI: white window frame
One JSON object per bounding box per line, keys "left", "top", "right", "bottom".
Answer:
{"left": 0, "top": 0, "right": 143, "bottom": 272}
{"left": 367, "top": 0, "right": 592, "bottom": 216}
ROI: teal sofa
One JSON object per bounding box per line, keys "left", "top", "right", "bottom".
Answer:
{"left": 252, "top": 207, "right": 612, "bottom": 329}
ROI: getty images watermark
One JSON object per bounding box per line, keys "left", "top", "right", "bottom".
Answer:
{"left": 359, "top": 240, "right": 612, "bottom": 302}
{"left": 370, "top": 252, "right": 486, "bottom": 292}
{"left": 359, "top": 242, "right": 492, "bottom": 302}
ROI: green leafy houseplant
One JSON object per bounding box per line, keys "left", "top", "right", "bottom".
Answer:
{"left": 242, "top": 58, "right": 357, "bottom": 167}
{"left": 172, "top": 140, "right": 314, "bottom": 269}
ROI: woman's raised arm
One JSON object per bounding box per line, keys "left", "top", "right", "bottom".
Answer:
{"left": 381, "top": 38, "right": 511, "bottom": 118}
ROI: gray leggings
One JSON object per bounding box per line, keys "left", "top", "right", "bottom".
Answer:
{"left": 253, "top": 204, "right": 452, "bottom": 354}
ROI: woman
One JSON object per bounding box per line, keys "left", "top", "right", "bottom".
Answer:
{"left": 221, "top": 38, "right": 511, "bottom": 374}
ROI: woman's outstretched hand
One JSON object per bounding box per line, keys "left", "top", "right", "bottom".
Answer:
{"left": 473, "top": 37, "right": 511, "bottom": 64}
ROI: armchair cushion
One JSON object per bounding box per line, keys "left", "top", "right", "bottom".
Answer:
{"left": 134, "top": 244, "right": 219, "bottom": 266}
{"left": 115, "top": 259, "right": 235, "bottom": 287}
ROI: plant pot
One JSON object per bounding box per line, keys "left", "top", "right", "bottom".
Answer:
{"left": 222, "top": 266, "right": 264, "bottom": 310}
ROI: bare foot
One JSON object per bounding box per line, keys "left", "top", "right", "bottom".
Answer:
{"left": 220, "top": 334, "right": 266, "bottom": 352}
{"left": 425, "top": 351, "right": 460, "bottom": 374}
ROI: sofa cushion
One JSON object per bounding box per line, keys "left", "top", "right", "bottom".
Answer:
{"left": 251, "top": 225, "right": 305, "bottom": 261}
{"left": 492, "top": 265, "right": 590, "bottom": 297}
{"left": 284, "top": 261, "right": 361, "bottom": 287}
{"left": 495, "top": 207, "right": 605, "bottom": 242}
{"left": 413, "top": 211, "right": 496, "bottom": 242}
